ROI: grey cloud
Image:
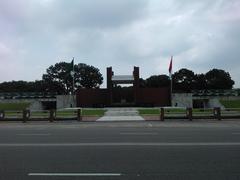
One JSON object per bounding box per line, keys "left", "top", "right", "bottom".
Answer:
{"left": 22, "top": 0, "right": 149, "bottom": 31}
{"left": 0, "top": 0, "right": 240, "bottom": 88}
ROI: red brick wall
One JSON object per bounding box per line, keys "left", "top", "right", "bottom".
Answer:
{"left": 136, "top": 87, "right": 170, "bottom": 106}
{"left": 76, "top": 87, "right": 170, "bottom": 107}
{"left": 76, "top": 89, "right": 110, "bottom": 107}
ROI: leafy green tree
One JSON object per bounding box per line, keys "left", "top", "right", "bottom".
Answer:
{"left": 172, "top": 68, "right": 195, "bottom": 92}
{"left": 0, "top": 81, "right": 36, "bottom": 92}
{"left": 75, "top": 63, "right": 103, "bottom": 89}
{"left": 42, "top": 62, "right": 73, "bottom": 94}
{"left": 139, "top": 78, "right": 147, "bottom": 88}
{"left": 193, "top": 74, "right": 207, "bottom": 90}
{"left": 145, "top": 75, "right": 170, "bottom": 88}
{"left": 205, "top": 69, "right": 234, "bottom": 89}
{"left": 42, "top": 62, "right": 103, "bottom": 94}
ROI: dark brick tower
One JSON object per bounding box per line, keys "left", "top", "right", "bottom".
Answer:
{"left": 107, "top": 67, "right": 113, "bottom": 104}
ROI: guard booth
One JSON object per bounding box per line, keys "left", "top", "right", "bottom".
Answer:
{"left": 107, "top": 67, "right": 139, "bottom": 106}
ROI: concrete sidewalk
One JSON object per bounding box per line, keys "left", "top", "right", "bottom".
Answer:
{"left": 97, "top": 108, "right": 144, "bottom": 121}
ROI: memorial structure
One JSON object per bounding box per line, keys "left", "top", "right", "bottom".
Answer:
{"left": 76, "top": 67, "right": 170, "bottom": 107}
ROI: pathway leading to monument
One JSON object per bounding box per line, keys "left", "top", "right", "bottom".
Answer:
{"left": 97, "top": 108, "right": 144, "bottom": 121}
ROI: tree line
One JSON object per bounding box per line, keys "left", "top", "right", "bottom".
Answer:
{"left": 0, "top": 62, "right": 235, "bottom": 94}
{"left": 0, "top": 62, "right": 103, "bottom": 94}
{"left": 141, "top": 68, "right": 234, "bottom": 92}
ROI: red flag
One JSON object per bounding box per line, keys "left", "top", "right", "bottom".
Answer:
{"left": 168, "top": 56, "right": 173, "bottom": 75}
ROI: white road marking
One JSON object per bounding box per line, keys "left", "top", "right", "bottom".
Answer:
{"left": 28, "top": 173, "right": 122, "bottom": 176}
{"left": 120, "top": 132, "right": 158, "bottom": 135}
{"left": 1, "top": 142, "right": 240, "bottom": 147}
{"left": 17, "top": 134, "right": 51, "bottom": 136}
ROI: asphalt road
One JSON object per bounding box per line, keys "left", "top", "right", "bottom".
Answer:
{"left": 1, "top": 120, "right": 240, "bottom": 180}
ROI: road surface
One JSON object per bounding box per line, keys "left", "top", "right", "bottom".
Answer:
{"left": 0, "top": 120, "right": 240, "bottom": 179}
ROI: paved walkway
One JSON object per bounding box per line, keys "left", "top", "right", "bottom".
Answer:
{"left": 97, "top": 108, "right": 144, "bottom": 121}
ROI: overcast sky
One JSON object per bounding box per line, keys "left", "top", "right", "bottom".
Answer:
{"left": 0, "top": 0, "right": 240, "bottom": 87}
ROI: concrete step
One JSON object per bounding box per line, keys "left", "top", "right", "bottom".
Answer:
{"left": 105, "top": 108, "right": 139, "bottom": 111}
{"left": 105, "top": 112, "right": 138, "bottom": 116}
{"left": 97, "top": 108, "right": 144, "bottom": 121}
{"left": 97, "top": 116, "right": 144, "bottom": 121}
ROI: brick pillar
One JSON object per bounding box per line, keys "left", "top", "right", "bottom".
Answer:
{"left": 107, "top": 67, "right": 113, "bottom": 106}
{"left": 133, "top": 66, "right": 139, "bottom": 105}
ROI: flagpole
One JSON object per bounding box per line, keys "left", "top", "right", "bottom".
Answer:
{"left": 170, "top": 73, "right": 173, "bottom": 106}
{"left": 72, "top": 57, "right": 75, "bottom": 95}
{"left": 169, "top": 56, "right": 173, "bottom": 106}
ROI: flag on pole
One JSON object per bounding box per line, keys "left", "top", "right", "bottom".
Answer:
{"left": 70, "top": 57, "right": 74, "bottom": 77}
{"left": 168, "top": 56, "right": 173, "bottom": 78}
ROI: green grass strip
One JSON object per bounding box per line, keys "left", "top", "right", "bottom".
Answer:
{"left": 0, "top": 102, "right": 30, "bottom": 111}
{"left": 220, "top": 100, "right": 240, "bottom": 108}
{"left": 138, "top": 109, "right": 160, "bottom": 115}
{"left": 139, "top": 108, "right": 215, "bottom": 115}
{"left": 82, "top": 109, "right": 106, "bottom": 116}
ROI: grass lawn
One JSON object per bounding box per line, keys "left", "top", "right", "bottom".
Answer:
{"left": 138, "top": 109, "right": 160, "bottom": 115}
{"left": 82, "top": 109, "right": 106, "bottom": 116}
{"left": 139, "top": 108, "right": 213, "bottom": 115}
{"left": 220, "top": 100, "right": 240, "bottom": 108}
{"left": 30, "top": 109, "right": 106, "bottom": 117}
{"left": 56, "top": 109, "right": 106, "bottom": 116}
{"left": 0, "top": 102, "right": 30, "bottom": 111}
{"left": 138, "top": 108, "right": 186, "bottom": 115}
{"left": 4, "top": 109, "right": 106, "bottom": 118}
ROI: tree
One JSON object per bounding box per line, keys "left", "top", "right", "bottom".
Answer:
{"left": 42, "top": 62, "right": 103, "bottom": 94}
{"left": 75, "top": 63, "right": 103, "bottom": 89}
{"left": 139, "top": 78, "right": 147, "bottom": 88}
{"left": 42, "top": 62, "right": 73, "bottom": 94}
{"left": 172, "top": 68, "right": 195, "bottom": 92}
{"left": 0, "top": 81, "right": 38, "bottom": 93}
{"left": 145, "top": 75, "right": 170, "bottom": 88}
{"left": 193, "top": 74, "right": 207, "bottom": 90}
{"left": 37, "top": 79, "right": 65, "bottom": 94}
{"left": 205, "top": 69, "right": 234, "bottom": 89}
